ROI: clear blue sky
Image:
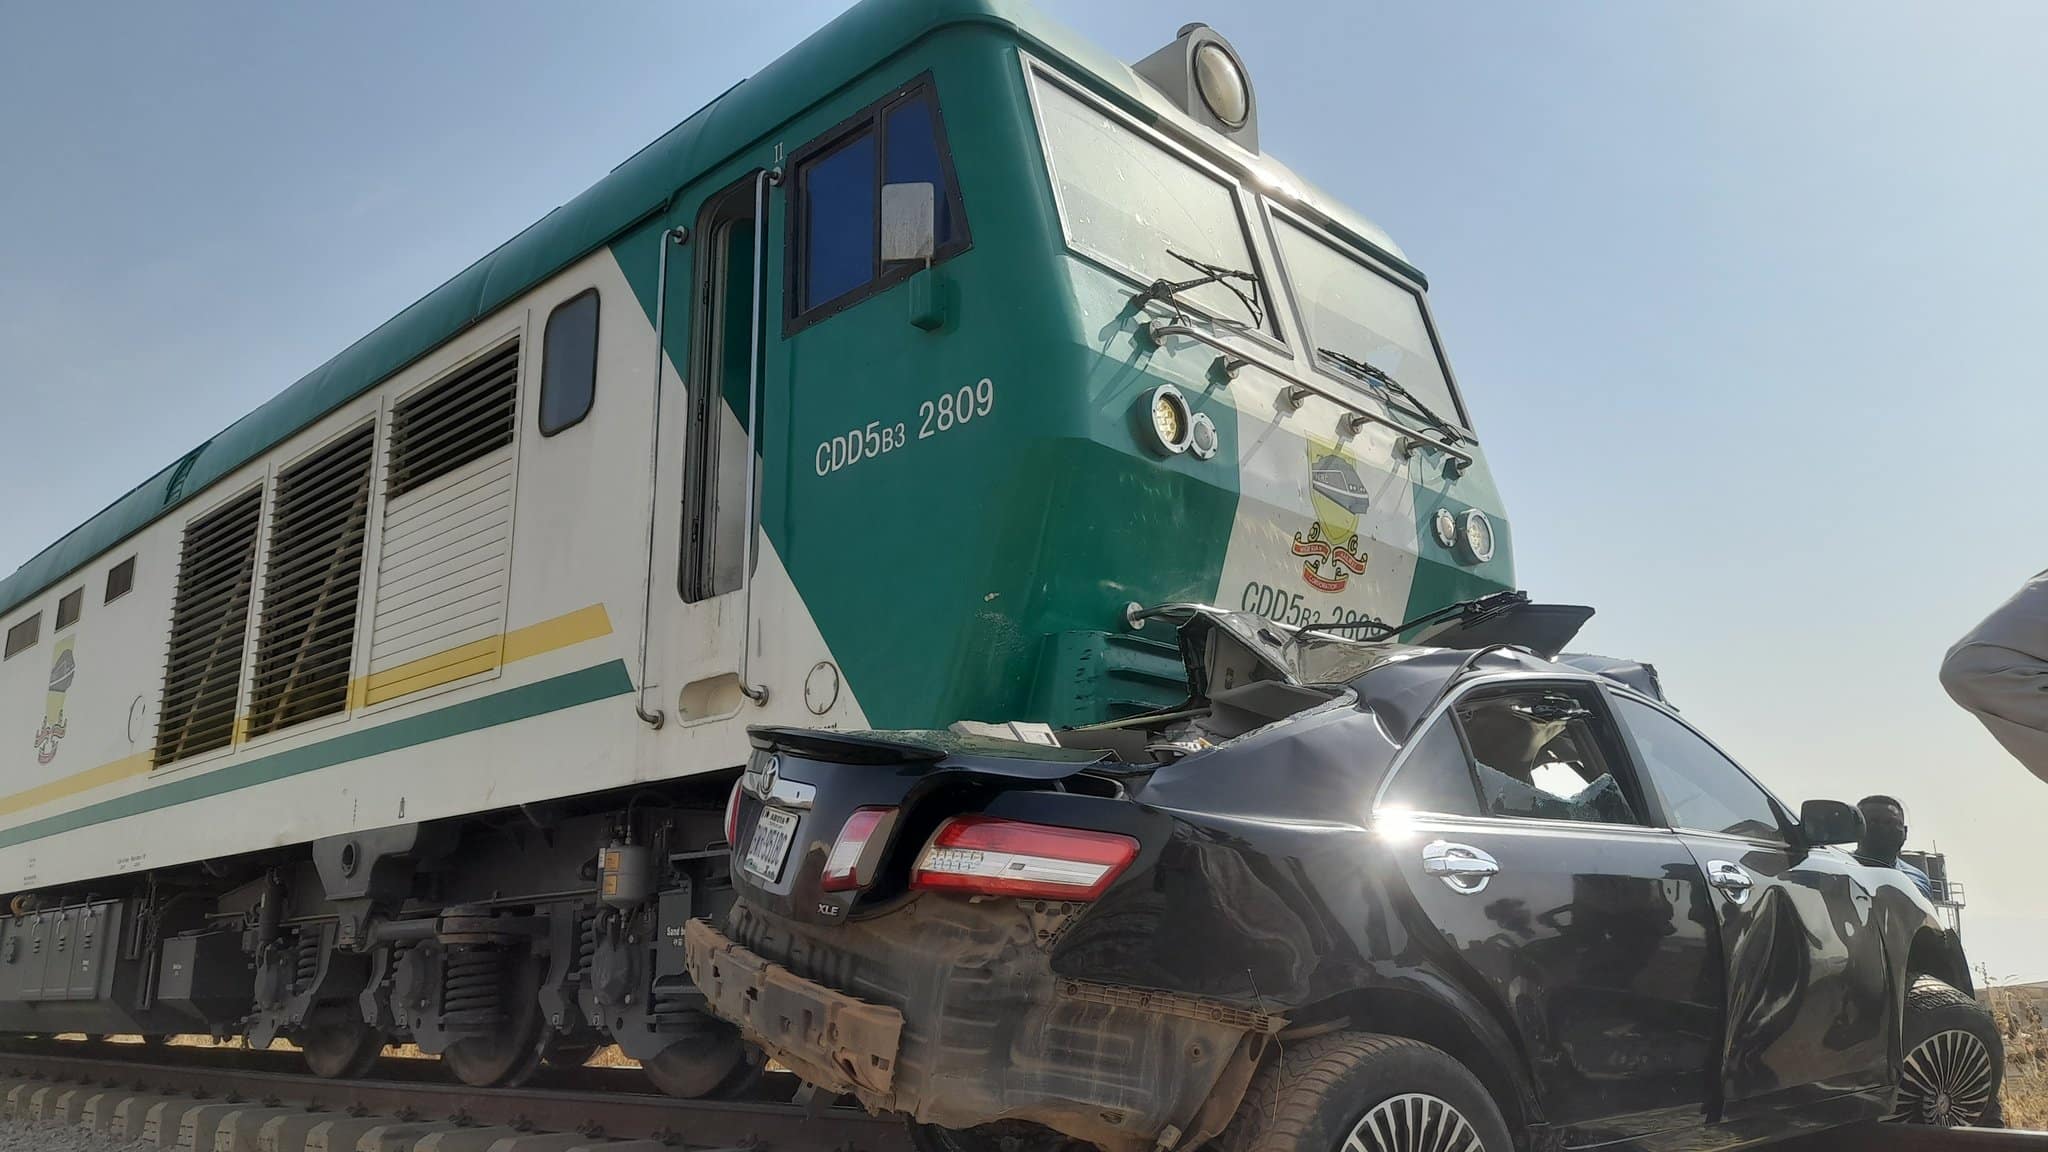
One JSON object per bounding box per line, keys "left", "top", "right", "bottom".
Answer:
{"left": 2, "top": 2, "right": 2043, "bottom": 978}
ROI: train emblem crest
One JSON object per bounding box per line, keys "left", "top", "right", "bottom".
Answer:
{"left": 1291, "top": 442, "right": 1372, "bottom": 593}
{"left": 34, "top": 639, "right": 74, "bottom": 766}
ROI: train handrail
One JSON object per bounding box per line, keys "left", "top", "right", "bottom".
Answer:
{"left": 1136, "top": 319, "right": 1474, "bottom": 474}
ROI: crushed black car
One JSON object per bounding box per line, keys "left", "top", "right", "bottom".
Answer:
{"left": 686, "top": 596, "right": 2000, "bottom": 1152}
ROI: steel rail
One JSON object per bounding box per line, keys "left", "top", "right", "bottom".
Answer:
{"left": 0, "top": 1044, "right": 909, "bottom": 1151}
{"left": 0, "top": 1042, "right": 2036, "bottom": 1152}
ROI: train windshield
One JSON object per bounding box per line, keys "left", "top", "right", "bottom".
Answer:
{"left": 1273, "top": 217, "right": 1466, "bottom": 428}
{"left": 1033, "top": 72, "right": 1271, "bottom": 331}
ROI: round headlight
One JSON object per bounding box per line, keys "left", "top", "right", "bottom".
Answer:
{"left": 1188, "top": 412, "right": 1219, "bottom": 459}
{"left": 1459, "top": 509, "right": 1496, "bottom": 564}
{"left": 1147, "top": 385, "right": 1193, "bottom": 455}
{"left": 1431, "top": 508, "right": 1459, "bottom": 550}
{"left": 1193, "top": 42, "right": 1249, "bottom": 129}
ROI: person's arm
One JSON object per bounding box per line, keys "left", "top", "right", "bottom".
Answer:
{"left": 1941, "top": 569, "right": 2048, "bottom": 784}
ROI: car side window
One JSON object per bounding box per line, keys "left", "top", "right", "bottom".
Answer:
{"left": 1613, "top": 696, "right": 1785, "bottom": 841}
{"left": 1455, "top": 686, "right": 1645, "bottom": 826}
{"left": 1380, "top": 716, "right": 1482, "bottom": 817}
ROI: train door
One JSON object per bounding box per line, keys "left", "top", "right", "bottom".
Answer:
{"left": 646, "top": 172, "right": 779, "bottom": 727}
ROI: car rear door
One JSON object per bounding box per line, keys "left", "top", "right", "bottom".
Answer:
{"left": 1375, "top": 677, "right": 1724, "bottom": 1148}
{"left": 1608, "top": 692, "right": 1894, "bottom": 1124}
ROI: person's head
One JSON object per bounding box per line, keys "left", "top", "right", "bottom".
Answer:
{"left": 1856, "top": 795, "right": 1908, "bottom": 862}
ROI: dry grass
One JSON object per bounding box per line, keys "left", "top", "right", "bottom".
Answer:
{"left": 1990, "top": 986, "right": 2048, "bottom": 1129}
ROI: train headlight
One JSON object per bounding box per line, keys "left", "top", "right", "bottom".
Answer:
{"left": 1132, "top": 24, "right": 1259, "bottom": 150}
{"left": 1459, "top": 510, "right": 1496, "bottom": 564}
{"left": 1144, "top": 384, "right": 1194, "bottom": 455}
{"left": 1432, "top": 508, "right": 1459, "bottom": 550}
{"left": 1193, "top": 42, "right": 1249, "bottom": 129}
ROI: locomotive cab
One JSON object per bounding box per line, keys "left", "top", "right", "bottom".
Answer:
{"left": 743, "top": 8, "right": 1515, "bottom": 735}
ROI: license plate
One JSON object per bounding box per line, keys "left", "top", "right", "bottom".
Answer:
{"left": 742, "top": 807, "right": 800, "bottom": 884}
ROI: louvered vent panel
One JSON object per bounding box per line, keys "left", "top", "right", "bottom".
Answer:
{"left": 386, "top": 342, "right": 519, "bottom": 499}
{"left": 246, "top": 423, "right": 376, "bottom": 737}
{"left": 365, "top": 343, "right": 520, "bottom": 705}
{"left": 154, "top": 488, "right": 264, "bottom": 765}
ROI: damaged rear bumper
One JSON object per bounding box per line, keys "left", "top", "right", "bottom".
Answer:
{"left": 684, "top": 910, "right": 1281, "bottom": 1152}
{"left": 684, "top": 918, "right": 906, "bottom": 1098}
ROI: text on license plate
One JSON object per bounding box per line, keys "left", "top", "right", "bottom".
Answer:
{"left": 743, "top": 807, "right": 800, "bottom": 884}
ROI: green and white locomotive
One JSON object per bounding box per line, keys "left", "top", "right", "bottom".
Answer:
{"left": 0, "top": 0, "right": 1509, "bottom": 1090}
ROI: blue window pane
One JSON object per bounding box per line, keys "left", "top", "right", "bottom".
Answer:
{"left": 803, "top": 131, "right": 877, "bottom": 310}
{"left": 884, "top": 96, "right": 953, "bottom": 248}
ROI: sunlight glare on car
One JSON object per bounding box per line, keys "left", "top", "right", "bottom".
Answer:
{"left": 1372, "top": 806, "right": 1423, "bottom": 844}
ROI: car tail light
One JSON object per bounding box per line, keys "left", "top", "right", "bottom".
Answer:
{"left": 912, "top": 815, "right": 1139, "bottom": 901}
{"left": 821, "top": 807, "right": 897, "bottom": 892}
{"left": 723, "top": 781, "right": 744, "bottom": 847}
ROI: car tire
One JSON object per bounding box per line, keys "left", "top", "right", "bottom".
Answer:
{"left": 1218, "top": 1031, "right": 1515, "bottom": 1152}
{"left": 1888, "top": 976, "right": 2003, "bottom": 1128}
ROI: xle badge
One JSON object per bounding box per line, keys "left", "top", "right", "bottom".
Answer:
{"left": 1292, "top": 443, "right": 1371, "bottom": 593}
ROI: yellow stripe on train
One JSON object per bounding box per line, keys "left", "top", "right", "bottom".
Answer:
{"left": 1, "top": 603, "right": 613, "bottom": 821}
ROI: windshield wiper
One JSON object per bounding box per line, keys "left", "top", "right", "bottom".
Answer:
{"left": 1133, "top": 249, "right": 1266, "bottom": 330}
{"left": 1315, "top": 346, "right": 1464, "bottom": 446}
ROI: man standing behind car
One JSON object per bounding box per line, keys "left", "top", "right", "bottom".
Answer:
{"left": 1854, "top": 795, "right": 1933, "bottom": 900}
{"left": 1942, "top": 568, "right": 2048, "bottom": 783}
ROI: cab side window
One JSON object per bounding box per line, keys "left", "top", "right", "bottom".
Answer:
{"left": 800, "top": 133, "right": 877, "bottom": 310}
{"left": 539, "top": 289, "right": 599, "bottom": 436}
{"left": 788, "top": 78, "right": 969, "bottom": 328}
{"left": 1456, "top": 686, "right": 1645, "bottom": 826}
{"left": 1380, "top": 716, "right": 1482, "bottom": 817}
{"left": 1613, "top": 696, "right": 1784, "bottom": 841}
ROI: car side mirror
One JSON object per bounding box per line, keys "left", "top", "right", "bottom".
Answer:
{"left": 1799, "top": 799, "right": 1863, "bottom": 846}
{"left": 881, "top": 182, "right": 937, "bottom": 264}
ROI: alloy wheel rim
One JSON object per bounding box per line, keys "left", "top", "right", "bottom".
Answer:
{"left": 1893, "top": 1028, "right": 1994, "bottom": 1126}
{"left": 1345, "top": 1092, "right": 1486, "bottom": 1152}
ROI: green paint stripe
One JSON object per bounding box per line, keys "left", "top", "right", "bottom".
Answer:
{"left": 0, "top": 660, "right": 636, "bottom": 852}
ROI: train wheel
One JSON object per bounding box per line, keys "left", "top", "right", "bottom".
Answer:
{"left": 642, "top": 1012, "right": 746, "bottom": 1098}
{"left": 441, "top": 986, "right": 545, "bottom": 1088}
{"left": 300, "top": 1005, "right": 384, "bottom": 1079}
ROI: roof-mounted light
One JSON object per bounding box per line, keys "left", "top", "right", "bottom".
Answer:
{"left": 1193, "top": 43, "right": 1249, "bottom": 128}
{"left": 1133, "top": 24, "right": 1260, "bottom": 151}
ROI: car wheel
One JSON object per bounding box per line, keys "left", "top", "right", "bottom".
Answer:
{"left": 1218, "top": 1032, "right": 1514, "bottom": 1152}
{"left": 1888, "top": 976, "right": 2003, "bottom": 1128}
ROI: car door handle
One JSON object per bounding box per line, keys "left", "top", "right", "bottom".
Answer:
{"left": 1422, "top": 841, "right": 1500, "bottom": 894}
{"left": 1707, "top": 860, "right": 1754, "bottom": 904}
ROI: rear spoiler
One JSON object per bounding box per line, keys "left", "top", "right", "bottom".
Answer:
{"left": 749, "top": 727, "right": 949, "bottom": 764}
{"left": 749, "top": 726, "right": 1112, "bottom": 766}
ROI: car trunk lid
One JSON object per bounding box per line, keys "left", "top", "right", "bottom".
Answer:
{"left": 728, "top": 727, "right": 1122, "bottom": 929}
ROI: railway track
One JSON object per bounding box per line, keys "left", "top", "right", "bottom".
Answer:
{"left": 0, "top": 1039, "right": 2035, "bottom": 1152}
{"left": 0, "top": 1040, "right": 907, "bottom": 1151}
